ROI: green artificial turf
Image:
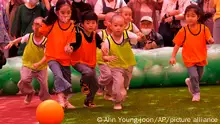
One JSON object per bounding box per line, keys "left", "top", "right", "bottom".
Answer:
{"left": 63, "top": 85, "right": 220, "bottom": 124}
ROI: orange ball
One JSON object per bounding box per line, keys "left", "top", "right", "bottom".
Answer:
{"left": 36, "top": 100, "right": 64, "bottom": 124}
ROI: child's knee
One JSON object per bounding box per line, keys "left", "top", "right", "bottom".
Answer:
{"left": 53, "top": 73, "right": 65, "bottom": 81}
{"left": 19, "top": 77, "right": 32, "bottom": 84}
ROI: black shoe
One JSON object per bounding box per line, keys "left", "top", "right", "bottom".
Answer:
{"left": 84, "top": 101, "right": 96, "bottom": 108}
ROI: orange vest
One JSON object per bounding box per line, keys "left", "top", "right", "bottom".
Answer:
{"left": 44, "top": 21, "right": 75, "bottom": 66}
{"left": 71, "top": 32, "right": 97, "bottom": 67}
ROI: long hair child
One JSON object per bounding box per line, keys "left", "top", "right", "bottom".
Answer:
{"left": 39, "top": 0, "right": 77, "bottom": 109}
{"left": 170, "top": 4, "right": 214, "bottom": 102}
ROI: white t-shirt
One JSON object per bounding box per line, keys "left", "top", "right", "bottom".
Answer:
{"left": 97, "top": 29, "right": 112, "bottom": 39}
{"left": 103, "top": 31, "right": 137, "bottom": 53}
{"left": 160, "top": 0, "right": 191, "bottom": 26}
{"left": 21, "top": 33, "right": 46, "bottom": 46}
{"left": 98, "top": 30, "right": 108, "bottom": 39}
{"left": 94, "top": 0, "right": 127, "bottom": 14}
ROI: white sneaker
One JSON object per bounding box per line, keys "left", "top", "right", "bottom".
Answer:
{"left": 192, "top": 93, "right": 200, "bottom": 102}
{"left": 185, "top": 78, "right": 193, "bottom": 95}
{"left": 65, "top": 101, "right": 75, "bottom": 109}
{"left": 113, "top": 103, "right": 122, "bottom": 110}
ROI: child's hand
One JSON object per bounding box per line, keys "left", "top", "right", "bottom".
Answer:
{"left": 64, "top": 44, "right": 73, "bottom": 54}
{"left": 137, "top": 32, "right": 145, "bottom": 41}
{"left": 207, "top": 38, "right": 214, "bottom": 44}
{"left": 4, "top": 42, "right": 13, "bottom": 50}
{"left": 107, "top": 56, "right": 117, "bottom": 62}
{"left": 103, "top": 56, "right": 117, "bottom": 62}
{"left": 33, "top": 63, "right": 40, "bottom": 69}
{"left": 169, "top": 57, "right": 176, "bottom": 65}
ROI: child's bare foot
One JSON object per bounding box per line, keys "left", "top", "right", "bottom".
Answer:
{"left": 192, "top": 93, "right": 200, "bottom": 102}
{"left": 114, "top": 103, "right": 122, "bottom": 110}
{"left": 24, "top": 91, "right": 35, "bottom": 105}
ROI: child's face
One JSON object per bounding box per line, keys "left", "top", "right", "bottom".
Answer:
{"left": 185, "top": 10, "right": 199, "bottom": 25}
{"left": 32, "top": 18, "right": 43, "bottom": 34}
{"left": 111, "top": 18, "right": 125, "bottom": 36}
{"left": 56, "top": 4, "right": 72, "bottom": 24}
{"left": 121, "top": 9, "right": 132, "bottom": 23}
{"left": 82, "top": 20, "right": 97, "bottom": 33}
{"left": 140, "top": 21, "right": 153, "bottom": 29}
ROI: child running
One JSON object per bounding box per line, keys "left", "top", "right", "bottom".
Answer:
{"left": 169, "top": 5, "right": 214, "bottom": 102}
{"left": 39, "top": 0, "right": 76, "bottom": 109}
{"left": 5, "top": 17, "right": 51, "bottom": 104}
{"left": 96, "top": 12, "right": 116, "bottom": 100}
{"left": 66, "top": 11, "right": 104, "bottom": 108}
{"left": 102, "top": 15, "right": 139, "bottom": 110}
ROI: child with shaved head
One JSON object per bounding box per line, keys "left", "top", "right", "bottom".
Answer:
{"left": 5, "top": 17, "right": 51, "bottom": 105}
{"left": 102, "top": 15, "right": 141, "bottom": 110}
{"left": 96, "top": 12, "right": 116, "bottom": 101}
{"left": 119, "top": 6, "right": 144, "bottom": 48}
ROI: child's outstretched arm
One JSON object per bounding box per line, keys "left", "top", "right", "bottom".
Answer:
{"left": 169, "top": 45, "right": 180, "bottom": 65}
{"left": 33, "top": 56, "right": 47, "bottom": 69}
{"left": 96, "top": 32, "right": 117, "bottom": 61}
{"left": 4, "top": 37, "right": 22, "bottom": 49}
{"left": 205, "top": 26, "right": 215, "bottom": 44}
{"left": 170, "top": 27, "right": 186, "bottom": 65}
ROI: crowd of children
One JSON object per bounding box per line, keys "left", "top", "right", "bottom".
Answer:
{"left": 0, "top": 0, "right": 216, "bottom": 110}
